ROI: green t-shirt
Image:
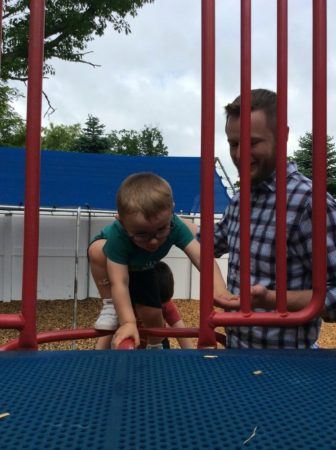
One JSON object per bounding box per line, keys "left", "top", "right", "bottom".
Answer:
{"left": 102, "top": 214, "right": 194, "bottom": 271}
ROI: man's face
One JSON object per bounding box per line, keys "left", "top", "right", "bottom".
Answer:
{"left": 226, "top": 109, "right": 276, "bottom": 185}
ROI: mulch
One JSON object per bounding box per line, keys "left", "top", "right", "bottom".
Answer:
{"left": 1, "top": 298, "right": 335, "bottom": 349}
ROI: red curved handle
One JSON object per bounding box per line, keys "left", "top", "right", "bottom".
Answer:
{"left": 116, "top": 338, "right": 136, "bottom": 350}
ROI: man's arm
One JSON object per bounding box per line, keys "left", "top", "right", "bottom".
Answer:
{"left": 293, "top": 195, "right": 336, "bottom": 322}
{"left": 216, "top": 285, "right": 329, "bottom": 318}
{"left": 106, "top": 259, "right": 140, "bottom": 347}
{"left": 180, "top": 217, "right": 198, "bottom": 236}
{"left": 253, "top": 286, "right": 314, "bottom": 311}
{"left": 183, "top": 239, "right": 234, "bottom": 300}
{"left": 182, "top": 215, "right": 229, "bottom": 258}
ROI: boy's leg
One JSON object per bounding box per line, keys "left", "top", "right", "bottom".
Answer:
{"left": 156, "top": 262, "right": 194, "bottom": 349}
{"left": 88, "top": 239, "right": 117, "bottom": 349}
{"left": 136, "top": 300, "right": 194, "bottom": 349}
{"left": 134, "top": 304, "right": 165, "bottom": 347}
{"left": 95, "top": 334, "right": 113, "bottom": 350}
{"left": 129, "top": 269, "right": 165, "bottom": 348}
{"left": 162, "top": 300, "right": 194, "bottom": 349}
{"left": 88, "top": 239, "right": 110, "bottom": 299}
{"left": 162, "top": 299, "right": 181, "bottom": 326}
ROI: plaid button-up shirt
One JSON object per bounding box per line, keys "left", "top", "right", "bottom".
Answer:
{"left": 213, "top": 162, "right": 336, "bottom": 348}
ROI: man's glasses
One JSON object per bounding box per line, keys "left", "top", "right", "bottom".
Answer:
{"left": 128, "top": 222, "right": 174, "bottom": 243}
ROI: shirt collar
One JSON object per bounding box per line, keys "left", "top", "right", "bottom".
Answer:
{"left": 251, "top": 161, "right": 298, "bottom": 193}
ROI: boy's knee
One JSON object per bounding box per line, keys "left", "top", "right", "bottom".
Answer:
{"left": 162, "top": 300, "right": 181, "bottom": 326}
{"left": 88, "top": 240, "right": 107, "bottom": 265}
{"left": 97, "top": 277, "right": 110, "bottom": 287}
{"left": 135, "top": 305, "right": 164, "bottom": 327}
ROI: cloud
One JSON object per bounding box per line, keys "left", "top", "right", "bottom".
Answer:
{"left": 12, "top": 0, "right": 336, "bottom": 184}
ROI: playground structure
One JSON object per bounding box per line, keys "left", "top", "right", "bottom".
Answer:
{"left": 0, "top": 1, "right": 335, "bottom": 449}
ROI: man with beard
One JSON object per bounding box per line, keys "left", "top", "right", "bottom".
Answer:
{"left": 209, "top": 89, "right": 336, "bottom": 348}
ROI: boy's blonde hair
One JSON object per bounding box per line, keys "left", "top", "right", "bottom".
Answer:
{"left": 116, "top": 172, "right": 174, "bottom": 220}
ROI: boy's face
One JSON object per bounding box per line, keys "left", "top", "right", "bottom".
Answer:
{"left": 121, "top": 208, "right": 173, "bottom": 252}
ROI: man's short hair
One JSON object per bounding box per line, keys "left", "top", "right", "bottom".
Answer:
{"left": 225, "top": 88, "right": 277, "bottom": 133}
{"left": 117, "top": 172, "right": 174, "bottom": 220}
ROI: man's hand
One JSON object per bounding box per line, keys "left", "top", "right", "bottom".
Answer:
{"left": 214, "top": 284, "right": 274, "bottom": 310}
{"left": 250, "top": 284, "right": 273, "bottom": 309}
{"left": 215, "top": 285, "right": 317, "bottom": 313}
{"left": 112, "top": 322, "right": 140, "bottom": 349}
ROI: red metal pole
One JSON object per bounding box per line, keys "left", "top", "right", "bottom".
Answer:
{"left": 210, "top": 0, "right": 327, "bottom": 329}
{"left": 239, "top": 0, "right": 251, "bottom": 315}
{"left": 311, "top": 0, "right": 327, "bottom": 311}
{"left": 276, "top": 0, "right": 288, "bottom": 314}
{"left": 210, "top": 307, "right": 329, "bottom": 327}
{"left": 0, "top": 314, "right": 25, "bottom": 329}
{"left": 19, "top": 0, "right": 45, "bottom": 349}
{"left": 197, "top": 0, "right": 217, "bottom": 348}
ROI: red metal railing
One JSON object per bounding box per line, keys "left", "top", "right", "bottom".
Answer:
{"left": 239, "top": 0, "right": 252, "bottom": 315}
{"left": 0, "top": 0, "right": 26, "bottom": 335}
{"left": 19, "top": 0, "right": 45, "bottom": 349}
{"left": 210, "top": 0, "right": 327, "bottom": 328}
{"left": 276, "top": 0, "right": 288, "bottom": 314}
{"left": 0, "top": 0, "right": 328, "bottom": 350}
{"left": 198, "top": 0, "right": 217, "bottom": 348}
{"left": 0, "top": 1, "right": 46, "bottom": 348}
{"left": 311, "top": 0, "right": 327, "bottom": 311}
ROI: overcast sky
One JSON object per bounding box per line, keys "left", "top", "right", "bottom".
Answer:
{"left": 14, "top": 0, "right": 336, "bottom": 184}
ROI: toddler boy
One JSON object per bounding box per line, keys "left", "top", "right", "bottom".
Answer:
{"left": 88, "top": 172, "right": 230, "bottom": 349}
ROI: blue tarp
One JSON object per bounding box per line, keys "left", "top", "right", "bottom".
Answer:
{"left": 0, "top": 147, "right": 230, "bottom": 213}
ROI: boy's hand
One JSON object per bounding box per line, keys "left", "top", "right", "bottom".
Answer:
{"left": 112, "top": 322, "right": 140, "bottom": 349}
{"left": 214, "top": 292, "right": 240, "bottom": 310}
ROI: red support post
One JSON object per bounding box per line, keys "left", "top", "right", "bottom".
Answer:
{"left": 311, "top": 0, "right": 327, "bottom": 313}
{"left": 239, "top": 0, "right": 252, "bottom": 315}
{"left": 276, "top": 0, "right": 288, "bottom": 314}
{"left": 197, "top": 0, "right": 217, "bottom": 348}
{"left": 19, "top": 0, "right": 45, "bottom": 350}
{"left": 209, "top": 0, "right": 327, "bottom": 329}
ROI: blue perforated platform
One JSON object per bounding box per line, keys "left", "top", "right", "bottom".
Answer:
{"left": 0, "top": 349, "right": 335, "bottom": 449}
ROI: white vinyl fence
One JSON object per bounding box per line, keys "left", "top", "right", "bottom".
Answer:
{"left": 0, "top": 207, "right": 228, "bottom": 302}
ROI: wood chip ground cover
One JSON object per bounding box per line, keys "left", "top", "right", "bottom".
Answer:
{"left": 1, "top": 299, "right": 335, "bottom": 350}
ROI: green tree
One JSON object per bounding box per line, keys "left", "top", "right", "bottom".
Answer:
{"left": 42, "top": 123, "right": 81, "bottom": 151}
{"left": 108, "top": 125, "right": 168, "bottom": 156}
{"left": 2, "top": 1, "right": 154, "bottom": 81}
{"left": 139, "top": 125, "right": 168, "bottom": 156}
{"left": 72, "top": 115, "right": 110, "bottom": 153}
{"left": 108, "top": 129, "right": 140, "bottom": 156}
{"left": 292, "top": 131, "right": 336, "bottom": 197}
{"left": 0, "top": 82, "right": 26, "bottom": 147}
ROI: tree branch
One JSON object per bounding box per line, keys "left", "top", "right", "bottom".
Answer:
{"left": 8, "top": 76, "right": 28, "bottom": 82}
{"left": 42, "top": 90, "right": 56, "bottom": 117}
{"left": 69, "top": 59, "right": 101, "bottom": 68}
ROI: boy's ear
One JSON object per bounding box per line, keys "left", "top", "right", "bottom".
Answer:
{"left": 115, "top": 213, "right": 120, "bottom": 221}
